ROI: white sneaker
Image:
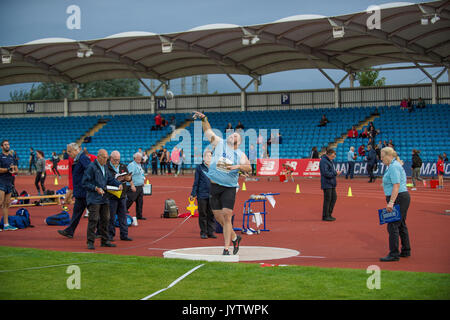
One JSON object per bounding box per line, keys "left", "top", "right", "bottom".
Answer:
{"left": 411, "top": 188, "right": 417, "bottom": 191}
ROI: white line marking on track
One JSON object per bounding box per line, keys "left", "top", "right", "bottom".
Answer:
{"left": 140, "top": 263, "right": 205, "bottom": 300}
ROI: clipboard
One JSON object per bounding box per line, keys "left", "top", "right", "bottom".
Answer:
{"left": 378, "top": 204, "right": 401, "bottom": 225}
{"left": 143, "top": 184, "right": 152, "bottom": 196}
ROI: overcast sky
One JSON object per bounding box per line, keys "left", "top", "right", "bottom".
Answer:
{"left": 0, "top": 0, "right": 447, "bottom": 101}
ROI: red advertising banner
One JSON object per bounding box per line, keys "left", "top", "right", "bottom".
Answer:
{"left": 257, "top": 158, "right": 321, "bottom": 177}
{"left": 45, "top": 160, "right": 69, "bottom": 175}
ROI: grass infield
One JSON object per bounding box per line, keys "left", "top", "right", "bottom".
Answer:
{"left": 0, "top": 246, "right": 449, "bottom": 300}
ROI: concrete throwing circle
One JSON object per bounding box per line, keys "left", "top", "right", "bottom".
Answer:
{"left": 162, "top": 246, "right": 300, "bottom": 263}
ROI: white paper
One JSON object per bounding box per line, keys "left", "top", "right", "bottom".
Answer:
{"left": 266, "top": 195, "right": 276, "bottom": 208}
{"left": 106, "top": 185, "right": 119, "bottom": 191}
{"left": 115, "top": 172, "right": 128, "bottom": 179}
{"left": 252, "top": 212, "right": 262, "bottom": 227}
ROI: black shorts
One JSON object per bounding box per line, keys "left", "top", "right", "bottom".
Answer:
{"left": 209, "top": 183, "right": 237, "bottom": 211}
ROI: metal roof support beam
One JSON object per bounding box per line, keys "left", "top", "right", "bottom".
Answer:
{"left": 225, "top": 73, "right": 255, "bottom": 111}
{"left": 318, "top": 69, "right": 350, "bottom": 108}
{"left": 138, "top": 78, "right": 166, "bottom": 114}
{"left": 414, "top": 63, "right": 447, "bottom": 104}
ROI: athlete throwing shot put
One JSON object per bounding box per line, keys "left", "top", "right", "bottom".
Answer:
{"left": 193, "top": 111, "right": 252, "bottom": 255}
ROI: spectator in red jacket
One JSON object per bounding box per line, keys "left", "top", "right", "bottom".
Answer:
{"left": 359, "top": 127, "right": 369, "bottom": 138}
{"left": 347, "top": 126, "right": 358, "bottom": 139}
{"left": 358, "top": 145, "right": 366, "bottom": 157}
{"left": 154, "top": 113, "right": 162, "bottom": 130}
{"left": 437, "top": 155, "right": 444, "bottom": 189}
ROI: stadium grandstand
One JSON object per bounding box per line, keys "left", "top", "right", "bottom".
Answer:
{"left": 0, "top": 0, "right": 449, "bottom": 175}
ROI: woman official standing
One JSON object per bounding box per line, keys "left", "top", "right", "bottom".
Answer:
{"left": 379, "top": 147, "right": 411, "bottom": 262}
{"left": 35, "top": 150, "right": 46, "bottom": 195}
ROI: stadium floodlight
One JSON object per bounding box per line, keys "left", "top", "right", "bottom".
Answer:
{"left": 160, "top": 36, "right": 173, "bottom": 53}
{"left": 241, "top": 35, "right": 259, "bottom": 45}
{"left": 1, "top": 54, "right": 12, "bottom": 64}
{"left": 418, "top": 4, "right": 439, "bottom": 25}
{"left": 77, "top": 43, "right": 93, "bottom": 58}
{"left": 241, "top": 27, "right": 260, "bottom": 46}
{"left": 431, "top": 14, "right": 440, "bottom": 24}
{"left": 328, "top": 18, "right": 345, "bottom": 39}
{"left": 161, "top": 42, "right": 173, "bottom": 53}
{"left": 332, "top": 26, "right": 345, "bottom": 39}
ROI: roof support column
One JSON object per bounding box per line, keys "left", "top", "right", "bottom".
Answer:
{"left": 415, "top": 64, "right": 447, "bottom": 104}
{"left": 318, "top": 69, "right": 350, "bottom": 108}
{"left": 138, "top": 78, "right": 165, "bottom": 114}
{"left": 225, "top": 74, "right": 256, "bottom": 111}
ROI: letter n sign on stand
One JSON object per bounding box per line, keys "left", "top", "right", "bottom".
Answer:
{"left": 281, "top": 93, "right": 290, "bottom": 106}
{"left": 26, "top": 102, "right": 35, "bottom": 113}
{"left": 157, "top": 98, "right": 167, "bottom": 110}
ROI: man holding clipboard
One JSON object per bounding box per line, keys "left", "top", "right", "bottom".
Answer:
{"left": 107, "top": 151, "right": 133, "bottom": 242}
{"left": 379, "top": 147, "right": 411, "bottom": 262}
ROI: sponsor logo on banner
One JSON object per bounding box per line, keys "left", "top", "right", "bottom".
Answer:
{"left": 45, "top": 160, "right": 69, "bottom": 175}
{"left": 257, "top": 159, "right": 320, "bottom": 177}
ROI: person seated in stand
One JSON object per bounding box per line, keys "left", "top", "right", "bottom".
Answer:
{"left": 417, "top": 97, "right": 426, "bottom": 109}
{"left": 347, "top": 126, "right": 358, "bottom": 139}
{"left": 359, "top": 127, "right": 369, "bottom": 138}
{"left": 318, "top": 114, "right": 329, "bottom": 127}
{"left": 400, "top": 98, "right": 408, "bottom": 110}
{"left": 83, "top": 135, "right": 92, "bottom": 143}
{"left": 235, "top": 121, "right": 244, "bottom": 130}
{"left": 225, "top": 123, "right": 233, "bottom": 133}
{"left": 407, "top": 98, "right": 414, "bottom": 113}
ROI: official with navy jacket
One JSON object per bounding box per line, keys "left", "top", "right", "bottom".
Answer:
{"left": 82, "top": 149, "right": 122, "bottom": 250}
{"left": 106, "top": 151, "right": 132, "bottom": 242}
{"left": 58, "top": 143, "right": 92, "bottom": 239}
{"left": 366, "top": 144, "right": 378, "bottom": 183}
{"left": 319, "top": 149, "right": 342, "bottom": 221}
{"left": 190, "top": 150, "right": 216, "bottom": 239}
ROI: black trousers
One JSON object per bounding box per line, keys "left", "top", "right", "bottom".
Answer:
{"left": 346, "top": 162, "right": 355, "bottom": 179}
{"left": 385, "top": 192, "right": 411, "bottom": 257}
{"left": 160, "top": 162, "right": 167, "bottom": 174}
{"left": 367, "top": 164, "right": 376, "bottom": 182}
{"left": 35, "top": 172, "right": 46, "bottom": 193}
{"left": 322, "top": 188, "right": 337, "bottom": 220}
{"left": 64, "top": 197, "right": 87, "bottom": 236}
{"left": 87, "top": 203, "right": 110, "bottom": 244}
{"left": 198, "top": 198, "right": 216, "bottom": 236}
{"left": 126, "top": 185, "right": 144, "bottom": 218}
{"left": 108, "top": 197, "right": 128, "bottom": 240}
{"left": 151, "top": 163, "right": 158, "bottom": 175}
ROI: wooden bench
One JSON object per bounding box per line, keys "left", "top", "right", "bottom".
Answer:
{"left": 10, "top": 195, "right": 65, "bottom": 207}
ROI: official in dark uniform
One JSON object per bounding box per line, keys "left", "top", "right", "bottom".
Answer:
{"left": 107, "top": 151, "right": 133, "bottom": 241}
{"left": 319, "top": 149, "right": 342, "bottom": 221}
{"left": 366, "top": 144, "right": 378, "bottom": 183}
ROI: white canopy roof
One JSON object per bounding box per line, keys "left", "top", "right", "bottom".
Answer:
{"left": 0, "top": 0, "right": 448, "bottom": 86}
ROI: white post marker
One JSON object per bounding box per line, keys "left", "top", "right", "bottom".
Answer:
{"left": 141, "top": 263, "right": 205, "bottom": 300}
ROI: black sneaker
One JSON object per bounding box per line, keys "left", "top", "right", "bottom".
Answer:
{"left": 87, "top": 242, "right": 95, "bottom": 250}
{"left": 58, "top": 230, "right": 73, "bottom": 239}
{"left": 101, "top": 242, "right": 117, "bottom": 248}
{"left": 222, "top": 249, "right": 230, "bottom": 255}
{"left": 232, "top": 235, "right": 242, "bottom": 255}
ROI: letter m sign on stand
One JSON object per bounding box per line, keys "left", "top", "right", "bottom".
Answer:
{"left": 26, "top": 102, "right": 35, "bottom": 113}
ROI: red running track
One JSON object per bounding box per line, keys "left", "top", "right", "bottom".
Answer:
{"left": 1, "top": 174, "right": 449, "bottom": 273}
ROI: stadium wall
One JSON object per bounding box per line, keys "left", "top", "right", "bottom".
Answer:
{"left": 0, "top": 82, "right": 449, "bottom": 118}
